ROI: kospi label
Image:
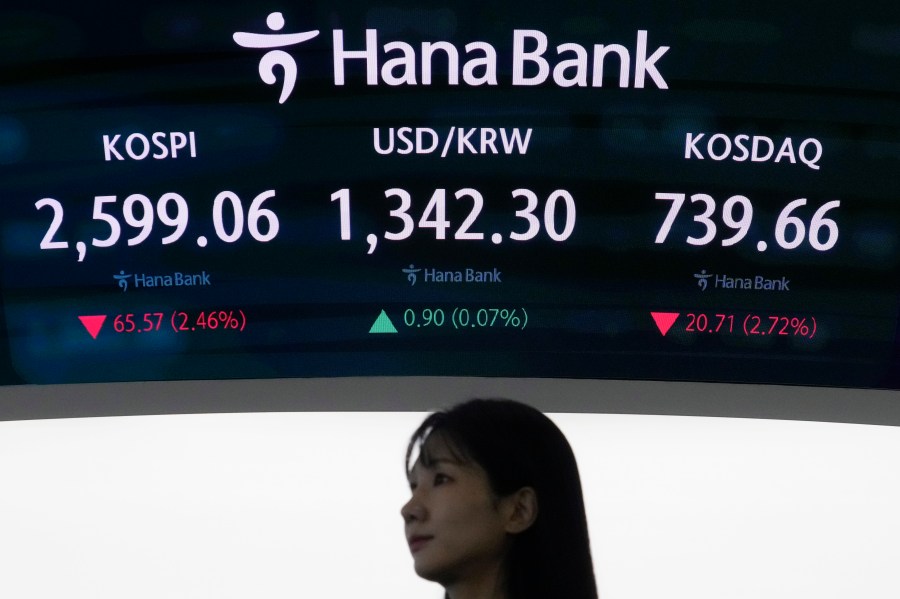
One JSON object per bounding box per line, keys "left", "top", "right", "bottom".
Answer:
{"left": 103, "top": 131, "right": 197, "bottom": 162}
{"left": 234, "top": 12, "right": 671, "bottom": 103}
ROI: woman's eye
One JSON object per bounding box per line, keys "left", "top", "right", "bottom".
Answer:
{"left": 433, "top": 473, "right": 449, "bottom": 486}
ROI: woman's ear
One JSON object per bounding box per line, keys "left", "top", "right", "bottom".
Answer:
{"left": 503, "top": 487, "right": 538, "bottom": 534}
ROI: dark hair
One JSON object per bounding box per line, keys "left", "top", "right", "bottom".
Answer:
{"left": 406, "top": 398, "right": 598, "bottom": 599}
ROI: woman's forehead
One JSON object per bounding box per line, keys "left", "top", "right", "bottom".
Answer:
{"left": 409, "top": 433, "right": 467, "bottom": 472}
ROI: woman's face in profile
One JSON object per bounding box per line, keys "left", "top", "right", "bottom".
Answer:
{"left": 401, "top": 436, "right": 511, "bottom": 587}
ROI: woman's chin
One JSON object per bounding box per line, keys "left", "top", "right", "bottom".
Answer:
{"left": 413, "top": 558, "right": 448, "bottom": 584}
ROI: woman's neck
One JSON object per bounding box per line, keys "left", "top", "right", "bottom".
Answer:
{"left": 444, "top": 562, "right": 507, "bottom": 599}
{"left": 446, "top": 583, "right": 507, "bottom": 599}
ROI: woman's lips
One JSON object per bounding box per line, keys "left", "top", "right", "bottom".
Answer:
{"left": 408, "top": 535, "right": 433, "bottom": 553}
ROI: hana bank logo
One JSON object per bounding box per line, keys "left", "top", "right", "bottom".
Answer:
{"left": 233, "top": 12, "right": 320, "bottom": 104}
{"left": 233, "top": 13, "right": 670, "bottom": 104}
{"left": 403, "top": 264, "right": 422, "bottom": 286}
{"left": 694, "top": 269, "right": 713, "bottom": 291}
{"left": 114, "top": 270, "right": 132, "bottom": 292}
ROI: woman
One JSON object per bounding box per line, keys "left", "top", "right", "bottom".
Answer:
{"left": 401, "top": 399, "right": 598, "bottom": 599}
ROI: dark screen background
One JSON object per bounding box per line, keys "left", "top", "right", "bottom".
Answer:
{"left": 0, "top": 1, "right": 898, "bottom": 386}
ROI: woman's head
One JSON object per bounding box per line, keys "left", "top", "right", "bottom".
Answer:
{"left": 401, "top": 399, "right": 597, "bottom": 599}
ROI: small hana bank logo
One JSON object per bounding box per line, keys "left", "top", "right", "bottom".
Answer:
{"left": 403, "top": 264, "right": 422, "bottom": 286}
{"left": 402, "top": 264, "right": 502, "bottom": 285}
{"left": 113, "top": 270, "right": 211, "bottom": 291}
{"left": 693, "top": 269, "right": 791, "bottom": 292}
{"left": 114, "top": 270, "right": 132, "bottom": 292}
{"left": 694, "top": 269, "right": 713, "bottom": 291}
{"left": 233, "top": 12, "right": 320, "bottom": 103}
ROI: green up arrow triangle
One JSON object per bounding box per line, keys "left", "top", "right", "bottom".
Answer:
{"left": 369, "top": 310, "right": 398, "bottom": 334}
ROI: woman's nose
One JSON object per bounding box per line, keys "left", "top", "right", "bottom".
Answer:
{"left": 401, "top": 495, "right": 425, "bottom": 523}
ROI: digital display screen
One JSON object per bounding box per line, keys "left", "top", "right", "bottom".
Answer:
{"left": 2, "top": 1, "right": 898, "bottom": 388}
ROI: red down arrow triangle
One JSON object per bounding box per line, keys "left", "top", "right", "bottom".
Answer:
{"left": 78, "top": 315, "right": 107, "bottom": 339}
{"left": 650, "top": 312, "right": 679, "bottom": 336}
